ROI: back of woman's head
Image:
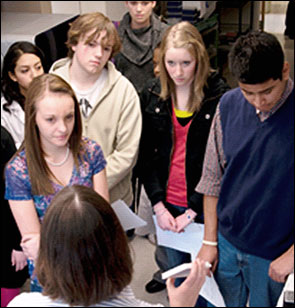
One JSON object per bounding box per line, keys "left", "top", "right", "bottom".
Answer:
{"left": 1, "top": 41, "right": 46, "bottom": 111}
{"left": 159, "top": 21, "right": 211, "bottom": 112}
{"left": 36, "top": 185, "right": 133, "bottom": 306}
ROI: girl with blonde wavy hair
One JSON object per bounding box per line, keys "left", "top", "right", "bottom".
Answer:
{"left": 159, "top": 21, "right": 211, "bottom": 113}
{"left": 139, "top": 21, "right": 229, "bottom": 302}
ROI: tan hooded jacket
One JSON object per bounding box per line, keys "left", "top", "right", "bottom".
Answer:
{"left": 50, "top": 59, "right": 142, "bottom": 205}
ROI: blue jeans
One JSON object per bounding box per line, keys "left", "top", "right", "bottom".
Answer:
{"left": 210, "top": 233, "right": 284, "bottom": 307}
{"left": 162, "top": 244, "right": 207, "bottom": 307}
{"left": 161, "top": 203, "right": 207, "bottom": 307}
{"left": 153, "top": 245, "right": 169, "bottom": 284}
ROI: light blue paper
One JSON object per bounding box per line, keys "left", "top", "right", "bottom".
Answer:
{"left": 111, "top": 200, "right": 147, "bottom": 231}
{"left": 153, "top": 215, "right": 226, "bottom": 307}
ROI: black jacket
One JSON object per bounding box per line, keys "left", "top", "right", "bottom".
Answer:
{"left": 1, "top": 126, "right": 29, "bottom": 287}
{"left": 139, "top": 72, "right": 230, "bottom": 220}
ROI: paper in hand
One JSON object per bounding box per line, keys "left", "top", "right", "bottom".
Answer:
{"left": 111, "top": 199, "right": 147, "bottom": 231}
{"left": 153, "top": 215, "right": 226, "bottom": 307}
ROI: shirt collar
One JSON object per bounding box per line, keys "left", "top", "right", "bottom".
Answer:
{"left": 256, "top": 78, "right": 294, "bottom": 120}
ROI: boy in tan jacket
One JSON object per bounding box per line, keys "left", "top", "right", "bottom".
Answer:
{"left": 50, "top": 12, "right": 142, "bottom": 206}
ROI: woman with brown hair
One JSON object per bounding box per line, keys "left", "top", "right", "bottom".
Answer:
{"left": 7, "top": 185, "right": 207, "bottom": 307}
{"left": 4, "top": 74, "right": 109, "bottom": 292}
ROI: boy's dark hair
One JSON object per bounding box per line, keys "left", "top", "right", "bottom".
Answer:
{"left": 228, "top": 31, "right": 285, "bottom": 84}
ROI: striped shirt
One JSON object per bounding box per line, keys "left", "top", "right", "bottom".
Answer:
{"left": 7, "top": 286, "right": 164, "bottom": 307}
{"left": 196, "top": 78, "right": 294, "bottom": 197}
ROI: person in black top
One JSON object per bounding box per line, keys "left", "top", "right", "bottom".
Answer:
{"left": 1, "top": 126, "right": 28, "bottom": 307}
{"left": 284, "top": 1, "right": 294, "bottom": 40}
{"left": 139, "top": 21, "right": 229, "bottom": 305}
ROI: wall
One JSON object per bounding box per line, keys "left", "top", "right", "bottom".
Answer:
{"left": 80, "top": 2, "right": 107, "bottom": 14}
{"left": 50, "top": 1, "right": 109, "bottom": 15}
{"left": 1, "top": 1, "right": 51, "bottom": 13}
{"left": 1, "top": 1, "right": 127, "bottom": 20}
{"left": 50, "top": 1, "right": 80, "bottom": 14}
{"left": 50, "top": 1, "right": 126, "bottom": 20}
{"left": 106, "top": 1, "right": 127, "bottom": 21}
{"left": 265, "top": 1, "right": 288, "bottom": 14}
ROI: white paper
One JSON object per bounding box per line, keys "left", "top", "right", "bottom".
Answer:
{"left": 111, "top": 200, "right": 147, "bottom": 231}
{"left": 276, "top": 272, "right": 294, "bottom": 307}
{"left": 201, "top": 275, "right": 226, "bottom": 307}
{"left": 162, "top": 262, "right": 212, "bottom": 280}
{"left": 162, "top": 263, "right": 193, "bottom": 280}
{"left": 153, "top": 215, "right": 204, "bottom": 259}
{"left": 153, "top": 215, "right": 226, "bottom": 307}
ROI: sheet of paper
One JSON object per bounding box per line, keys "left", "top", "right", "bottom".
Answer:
{"left": 152, "top": 215, "right": 204, "bottom": 259}
{"left": 153, "top": 215, "right": 226, "bottom": 307}
{"left": 276, "top": 272, "right": 294, "bottom": 307}
{"left": 201, "top": 275, "right": 226, "bottom": 307}
{"left": 111, "top": 200, "right": 147, "bottom": 231}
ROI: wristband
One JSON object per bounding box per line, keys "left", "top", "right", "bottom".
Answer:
{"left": 202, "top": 240, "right": 218, "bottom": 246}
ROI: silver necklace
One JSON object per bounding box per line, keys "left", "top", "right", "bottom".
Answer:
{"left": 45, "top": 146, "right": 70, "bottom": 167}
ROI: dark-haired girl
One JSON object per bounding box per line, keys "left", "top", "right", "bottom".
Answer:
{"left": 1, "top": 41, "right": 46, "bottom": 148}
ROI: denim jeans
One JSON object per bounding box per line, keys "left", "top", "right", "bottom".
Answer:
{"left": 161, "top": 203, "right": 207, "bottom": 307}
{"left": 210, "top": 233, "right": 284, "bottom": 307}
{"left": 153, "top": 245, "right": 169, "bottom": 284}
